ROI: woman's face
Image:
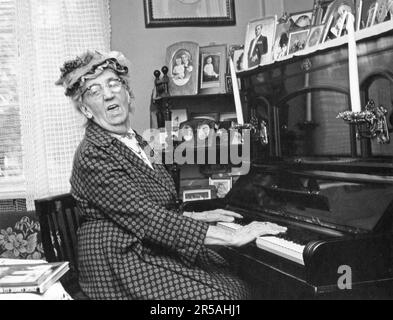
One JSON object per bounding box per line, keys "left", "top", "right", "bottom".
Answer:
{"left": 81, "top": 69, "right": 131, "bottom": 134}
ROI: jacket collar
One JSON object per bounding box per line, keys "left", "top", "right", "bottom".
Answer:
{"left": 84, "top": 121, "right": 175, "bottom": 193}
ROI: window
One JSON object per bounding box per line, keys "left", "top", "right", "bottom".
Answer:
{"left": 0, "top": 0, "right": 111, "bottom": 210}
{"left": 0, "top": 0, "right": 25, "bottom": 199}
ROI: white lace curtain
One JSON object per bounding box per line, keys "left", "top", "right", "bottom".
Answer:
{"left": 15, "top": 0, "right": 111, "bottom": 210}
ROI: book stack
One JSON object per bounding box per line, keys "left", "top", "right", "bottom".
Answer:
{"left": 0, "top": 260, "right": 69, "bottom": 294}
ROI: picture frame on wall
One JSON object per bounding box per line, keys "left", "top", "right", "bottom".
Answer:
{"left": 166, "top": 41, "right": 199, "bottom": 96}
{"left": 143, "top": 0, "right": 236, "bottom": 28}
{"left": 243, "top": 16, "right": 277, "bottom": 70}
{"left": 199, "top": 44, "right": 227, "bottom": 95}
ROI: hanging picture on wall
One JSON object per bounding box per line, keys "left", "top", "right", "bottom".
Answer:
{"left": 166, "top": 41, "right": 199, "bottom": 96}
{"left": 243, "top": 16, "right": 277, "bottom": 70}
{"left": 143, "top": 0, "right": 236, "bottom": 28}
{"left": 199, "top": 44, "right": 227, "bottom": 94}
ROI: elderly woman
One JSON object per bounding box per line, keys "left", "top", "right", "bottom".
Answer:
{"left": 55, "top": 50, "right": 285, "bottom": 300}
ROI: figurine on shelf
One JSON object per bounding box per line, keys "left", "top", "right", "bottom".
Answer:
{"left": 337, "top": 100, "right": 390, "bottom": 144}
{"left": 153, "top": 66, "right": 169, "bottom": 100}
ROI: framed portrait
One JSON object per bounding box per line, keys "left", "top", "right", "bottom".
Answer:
{"left": 209, "top": 177, "right": 232, "bottom": 198}
{"left": 228, "top": 44, "right": 245, "bottom": 72}
{"left": 305, "top": 24, "right": 325, "bottom": 48}
{"left": 272, "top": 21, "right": 291, "bottom": 61}
{"left": 243, "top": 16, "right": 277, "bottom": 70}
{"left": 171, "top": 108, "right": 188, "bottom": 139}
{"left": 289, "top": 10, "right": 314, "bottom": 30}
{"left": 360, "top": 0, "right": 378, "bottom": 28}
{"left": 288, "top": 29, "right": 310, "bottom": 55}
{"left": 182, "top": 188, "right": 212, "bottom": 202}
{"left": 144, "top": 0, "right": 236, "bottom": 28}
{"left": 179, "top": 118, "right": 216, "bottom": 145}
{"left": 166, "top": 41, "right": 199, "bottom": 96}
{"left": 313, "top": 0, "right": 335, "bottom": 25}
{"left": 321, "top": 0, "right": 355, "bottom": 40}
{"left": 199, "top": 44, "right": 227, "bottom": 95}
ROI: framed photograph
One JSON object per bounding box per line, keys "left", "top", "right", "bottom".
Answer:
{"left": 289, "top": 10, "right": 314, "bottom": 30}
{"left": 305, "top": 24, "right": 325, "bottom": 48}
{"left": 360, "top": 0, "right": 378, "bottom": 28}
{"left": 313, "top": 0, "right": 335, "bottom": 25}
{"left": 182, "top": 188, "right": 212, "bottom": 202}
{"left": 228, "top": 44, "right": 245, "bottom": 72}
{"left": 171, "top": 108, "right": 188, "bottom": 138}
{"left": 143, "top": 0, "right": 236, "bottom": 28}
{"left": 322, "top": 0, "right": 355, "bottom": 40}
{"left": 243, "top": 16, "right": 277, "bottom": 70}
{"left": 288, "top": 29, "right": 310, "bottom": 55}
{"left": 272, "top": 21, "right": 291, "bottom": 61}
{"left": 199, "top": 44, "right": 227, "bottom": 94}
{"left": 166, "top": 41, "right": 199, "bottom": 96}
{"left": 209, "top": 177, "right": 232, "bottom": 198}
{"left": 375, "top": 0, "right": 390, "bottom": 23}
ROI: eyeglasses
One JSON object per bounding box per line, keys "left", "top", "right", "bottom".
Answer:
{"left": 81, "top": 78, "right": 123, "bottom": 99}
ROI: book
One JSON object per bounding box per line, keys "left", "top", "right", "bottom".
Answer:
{"left": 0, "top": 261, "right": 69, "bottom": 294}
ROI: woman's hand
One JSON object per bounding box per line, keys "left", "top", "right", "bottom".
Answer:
{"left": 204, "top": 221, "right": 287, "bottom": 247}
{"left": 229, "top": 221, "right": 287, "bottom": 247}
{"left": 183, "top": 209, "right": 243, "bottom": 223}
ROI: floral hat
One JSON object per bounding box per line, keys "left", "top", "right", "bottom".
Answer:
{"left": 55, "top": 50, "right": 131, "bottom": 98}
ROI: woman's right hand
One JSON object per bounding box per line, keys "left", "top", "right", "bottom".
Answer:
{"left": 204, "top": 221, "right": 287, "bottom": 247}
{"left": 229, "top": 221, "right": 287, "bottom": 247}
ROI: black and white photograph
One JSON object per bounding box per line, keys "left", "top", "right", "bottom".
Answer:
{"left": 2, "top": 0, "right": 393, "bottom": 304}
{"left": 199, "top": 44, "right": 227, "bottom": 94}
{"left": 288, "top": 29, "right": 310, "bottom": 54}
{"left": 305, "top": 24, "right": 325, "bottom": 48}
{"left": 243, "top": 16, "right": 277, "bottom": 69}
{"left": 272, "top": 20, "right": 291, "bottom": 60}
{"left": 209, "top": 177, "right": 232, "bottom": 198}
{"left": 166, "top": 41, "right": 199, "bottom": 95}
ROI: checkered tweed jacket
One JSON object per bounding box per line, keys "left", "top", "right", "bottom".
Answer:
{"left": 70, "top": 121, "right": 251, "bottom": 300}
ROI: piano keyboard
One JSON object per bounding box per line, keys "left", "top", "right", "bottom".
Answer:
{"left": 217, "top": 222, "right": 305, "bottom": 265}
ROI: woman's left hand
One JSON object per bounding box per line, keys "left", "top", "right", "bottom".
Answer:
{"left": 183, "top": 209, "right": 243, "bottom": 223}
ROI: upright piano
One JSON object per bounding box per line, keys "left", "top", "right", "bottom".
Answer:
{"left": 185, "top": 158, "right": 393, "bottom": 299}
{"left": 183, "top": 24, "right": 393, "bottom": 299}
